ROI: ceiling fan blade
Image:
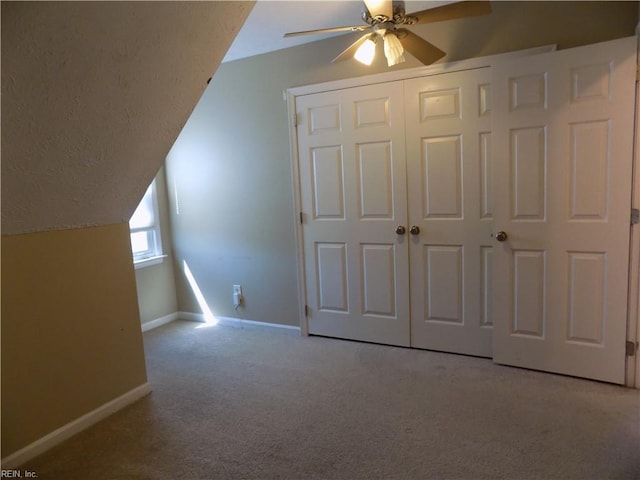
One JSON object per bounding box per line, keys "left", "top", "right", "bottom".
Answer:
{"left": 397, "top": 29, "right": 446, "bottom": 65}
{"left": 410, "top": 1, "right": 492, "bottom": 24}
{"left": 363, "top": 0, "right": 393, "bottom": 19}
{"left": 284, "top": 25, "right": 370, "bottom": 38}
{"left": 332, "top": 34, "right": 372, "bottom": 63}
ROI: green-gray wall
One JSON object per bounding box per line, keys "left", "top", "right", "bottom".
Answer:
{"left": 166, "top": 1, "right": 638, "bottom": 327}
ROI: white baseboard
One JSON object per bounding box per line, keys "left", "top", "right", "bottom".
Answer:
{"left": 178, "top": 311, "right": 300, "bottom": 335}
{"left": 141, "top": 312, "right": 179, "bottom": 332}
{"left": 178, "top": 311, "right": 206, "bottom": 323}
{"left": 1, "top": 383, "right": 152, "bottom": 468}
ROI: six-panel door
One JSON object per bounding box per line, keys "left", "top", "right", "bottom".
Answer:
{"left": 491, "top": 37, "right": 637, "bottom": 383}
{"left": 405, "top": 68, "right": 494, "bottom": 357}
{"left": 296, "top": 82, "right": 411, "bottom": 346}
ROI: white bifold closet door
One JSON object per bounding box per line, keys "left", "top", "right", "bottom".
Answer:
{"left": 296, "top": 67, "right": 492, "bottom": 356}
{"left": 296, "top": 82, "right": 411, "bottom": 347}
{"left": 491, "top": 36, "right": 637, "bottom": 384}
{"left": 404, "top": 68, "right": 493, "bottom": 357}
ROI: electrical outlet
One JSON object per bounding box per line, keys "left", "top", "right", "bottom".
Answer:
{"left": 233, "top": 285, "right": 243, "bottom": 308}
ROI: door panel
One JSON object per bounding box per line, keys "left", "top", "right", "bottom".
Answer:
{"left": 567, "top": 252, "right": 606, "bottom": 344}
{"left": 511, "top": 126, "right": 546, "bottom": 220}
{"left": 311, "top": 146, "right": 344, "bottom": 218}
{"left": 512, "top": 250, "right": 545, "bottom": 337}
{"left": 425, "top": 245, "right": 464, "bottom": 323}
{"left": 423, "top": 135, "right": 463, "bottom": 218}
{"left": 569, "top": 120, "right": 609, "bottom": 220}
{"left": 357, "top": 142, "right": 394, "bottom": 218}
{"left": 316, "top": 243, "right": 348, "bottom": 311}
{"left": 297, "top": 82, "right": 411, "bottom": 346}
{"left": 361, "top": 244, "right": 397, "bottom": 316}
{"left": 492, "top": 36, "right": 637, "bottom": 383}
{"left": 405, "top": 68, "right": 493, "bottom": 357}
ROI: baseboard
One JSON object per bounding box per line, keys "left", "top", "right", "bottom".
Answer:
{"left": 178, "top": 311, "right": 206, "bottom": 323}
{"left": 178, "top": 311, "right": 300, "bottom": 335}
{"left": 141, "top": 312, "right": 179, "bottom": 332}
{"left": 1, "top": 383, "right": 152, "bottom": 468}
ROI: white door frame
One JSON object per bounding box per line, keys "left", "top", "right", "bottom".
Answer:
{"left": 627, "top": 31, "right": 640, "bottom": 388}
{"left": 287, "top": 41, "right": 640, "bottom": 388}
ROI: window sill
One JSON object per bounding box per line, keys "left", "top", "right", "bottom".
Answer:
{"left": 134, "top": 255, "right": 168, "bottom": 270}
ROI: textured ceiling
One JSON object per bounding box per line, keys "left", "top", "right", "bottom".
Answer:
{"left": 1, "top": 1, "right": 255, "bottom": 235}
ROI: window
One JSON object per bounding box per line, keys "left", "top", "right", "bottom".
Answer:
{"left": 129, "top": 180, "right": 164, "bottom": 267}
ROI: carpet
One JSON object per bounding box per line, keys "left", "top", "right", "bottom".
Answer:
{"left": 25, "top": 320, "right": 640, "bottom": 479}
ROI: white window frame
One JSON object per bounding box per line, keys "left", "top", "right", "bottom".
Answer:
{"left": 129, "top": 180, "right": 165, "bottom": 268}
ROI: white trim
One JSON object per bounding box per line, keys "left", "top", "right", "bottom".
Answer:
{"left": 287, "top": 45, "right": 556, "bottom": 97}
{"left": 287, "top": 89, "right": 309, "bottom": 336}
{"left": 141, "top": 312, "right": 179, "bottom": 332}
{"left": 178, "top": 311, "right": 301, "bottom": 335}
{"left": 1, "top": 383, "right": 151, "bottom": 468}
{"left": 629, "top": 33, "right": 640, "bottom": 389}
{"left": 134, "top": 254, "right": 168, "bottom": 270}
{"left": 177, "top": 311, "right": 205, "bottom": 323}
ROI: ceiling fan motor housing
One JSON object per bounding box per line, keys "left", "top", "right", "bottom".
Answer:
{"left": 362, "top": 3, "right": 417, "bottom": 26}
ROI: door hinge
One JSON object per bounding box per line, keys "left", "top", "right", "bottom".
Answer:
{"left": 304, "top": 305, "right": 309, "bottom": 316}
{"left": 299, "top": 211, "right": 304, "bottom": 224}
{"left": 293, "top": 113, "right": 299, "bottom": 127}
{"left": 632, "top": 208, "right": 640, "bottom": 225}
{"left": 626, "top": 341, "right": 638, "bottom": 356}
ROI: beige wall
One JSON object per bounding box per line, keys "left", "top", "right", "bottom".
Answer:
{"left": 1, "top": 224, "right": 147, "bottom": 456}
{"left": 135, "top": 167, "right": 178, "bottom": 325}
{"left": 166, "top": 1, "right": 638, "bottom": 326}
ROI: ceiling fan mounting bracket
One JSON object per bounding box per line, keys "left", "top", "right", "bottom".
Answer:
{"left": 363, "top": 11, "right": 390, "bottom": 25}
{"left": 363, "top": 4, "right": 416, "bottom": 27}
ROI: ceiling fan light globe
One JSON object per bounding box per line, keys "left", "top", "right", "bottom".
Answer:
{"left": 383, "top": 31, "right": 405, "bottom": 67}
{"left": 354, "top": 38, "right": 376, "bottom": 66}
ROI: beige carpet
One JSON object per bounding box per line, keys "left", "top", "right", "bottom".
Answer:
{"left": 26, "top": 320, "right": 640, "bottom": 479}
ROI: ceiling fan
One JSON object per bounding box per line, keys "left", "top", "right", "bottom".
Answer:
{"left": 284, "top": 1, "right": 491, "bottom": 67}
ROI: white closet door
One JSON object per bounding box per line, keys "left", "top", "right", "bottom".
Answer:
{"left": 492, "top": 36, "right": 637, "bottom": 383}
{"left": 405, "top": 68, "right": 493, "bottom": 357}
{"left": 296, "top": 82, "right": 411, "bottom": 346}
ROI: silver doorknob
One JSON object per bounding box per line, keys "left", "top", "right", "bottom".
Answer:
{"left": 410, "top": 225, "right": 420, "bottom": 235}
{"left": 395, "top": 225, "right": 406, "bottom": 235}
{"left": 495, "top": 231, "right": 508, "bottom": 242}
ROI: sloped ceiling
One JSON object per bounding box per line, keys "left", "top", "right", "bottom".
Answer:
{"left": 1, "top": 1, "right": 254, "bottom": 235}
